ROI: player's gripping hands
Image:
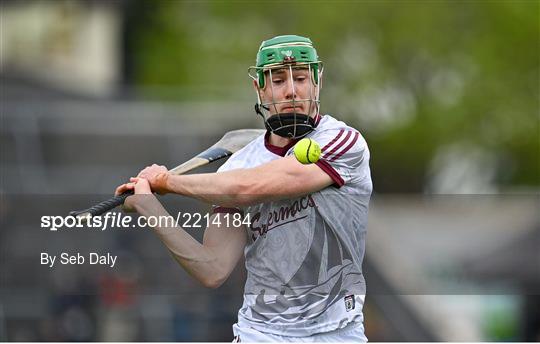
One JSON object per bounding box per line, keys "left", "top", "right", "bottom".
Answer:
{"left": 114, "top": 164, "right": 170, "bottom": 212}
{"left": 137, "top": 164, "right": 170, "bottom": 195}
{"left": 114, "top": 177, "right": 153, "bottom": 212}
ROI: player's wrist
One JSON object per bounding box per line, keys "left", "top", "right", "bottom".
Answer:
{"left": 153, "top": 172, "right": 171, "bottom": 194}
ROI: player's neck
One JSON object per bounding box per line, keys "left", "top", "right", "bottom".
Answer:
{"left": 268, "top": 133, "right": 294, "bottom": 147}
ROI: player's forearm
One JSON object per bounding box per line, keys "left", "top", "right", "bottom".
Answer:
{"left": 159, "top": 156, "right": 331, "bottom": 207}
{"left": 164, "top": 168, "right": 291, "bottom": 207}
{"left": 162, "top": 157, "right": 326, "bottom": 207}
{"left": 132, "top": 197, "right": 228, "bottom": 288}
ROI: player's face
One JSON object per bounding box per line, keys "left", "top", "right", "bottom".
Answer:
{"left": 257, "top": 66, "right": 319, "bottom": 118}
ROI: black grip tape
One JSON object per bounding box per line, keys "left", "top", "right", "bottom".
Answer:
{"left": 197, "top": 147, "right": 232, "bottom": 163}
{"left": 69, "top": 190, "right": 134, "bottom": 218}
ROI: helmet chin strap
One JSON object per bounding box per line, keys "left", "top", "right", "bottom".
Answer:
{"left": 254, "top": 103, "right": 270, "bottom": 118}
{"left": 254, "top": 104, "right": 318, "bottom": 139}
{"left": 256, "top": 109, "right": 316, "bottom": 139}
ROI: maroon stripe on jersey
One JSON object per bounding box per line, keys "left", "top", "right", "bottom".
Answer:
{"left": 212, "top": 207, "right": 244, "bottom": 216}
{"left": 323, "top": 130, "right": 352, "bottom": 160}
{"left": 316, "top": 160, "right": 345, "bottom": 187}
{"left": 321, "top": 129, "right": 344, "bottom": 152}
{"left": 329, "top": 131, "right": 360, "bottom": 162}
{"left": 314, "top": 113, "right": 322, "bottom": 127}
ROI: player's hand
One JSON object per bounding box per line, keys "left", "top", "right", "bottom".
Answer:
{"left": 115, "top": 177, "right": 153, "bottom": 212}
{"left": 137, "top": 164, "right": 170, "bottom": 194}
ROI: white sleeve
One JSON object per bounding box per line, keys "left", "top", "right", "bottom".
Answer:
{"left": 212, "top": 152, "right": 245, "bottom": 214}
{"left": 216, "top": 154, "right": 235, "bottom": 173}
{"left": 309, "top": 128, "right": 371, "bottom": 188}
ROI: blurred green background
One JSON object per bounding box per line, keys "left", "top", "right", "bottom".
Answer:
{"left": 1, "top": 0, "right": 539, "bottom": 342}
{"left": 124, "top": 0, "right": 538, "bottom": 192}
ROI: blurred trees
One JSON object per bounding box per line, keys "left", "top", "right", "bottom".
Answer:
{"left": 124, "top": 0, "right": 538, "bottom": 192}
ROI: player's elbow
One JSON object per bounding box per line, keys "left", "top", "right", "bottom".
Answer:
{"left": 200, "top": 274, "right": 227, "bottom": 289}
{"left": 200, "top": 261, "right": 229, "bottom": 289}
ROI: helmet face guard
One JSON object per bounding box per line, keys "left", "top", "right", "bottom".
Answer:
{"left": 248, "top": 35, "right": 323, "bottom": 139}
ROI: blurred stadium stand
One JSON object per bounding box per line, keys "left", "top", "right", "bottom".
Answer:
{"left": 1, "top": 70, "right": 436, "bottom": 341}
{"left": 2, "top": 72, "right": 539, "bottom": 341}
{"left": 1, "top": 0, "right": 539, "bottom": 342}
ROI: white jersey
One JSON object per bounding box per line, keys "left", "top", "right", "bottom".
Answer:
{"left": 215, "top": 114, "right": 372, "bottom": 337}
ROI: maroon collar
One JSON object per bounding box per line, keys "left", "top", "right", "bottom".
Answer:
{"left": 263, "top": 114, "right": 323, "bottom": 156}
{"left": 264, "top": 131, "right": 299, "bottom": 157}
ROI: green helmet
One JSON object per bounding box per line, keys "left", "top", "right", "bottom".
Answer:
{"left": 249, "top": 35, "right": 323, "bottom": 138}
{"left": 253, "top": 35, "right": 321, "bottom": 88}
